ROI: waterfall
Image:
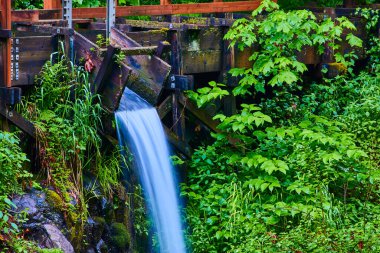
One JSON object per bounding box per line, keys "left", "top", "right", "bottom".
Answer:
{"left": 115, "top": 88, "right": 186, "bottom": 253}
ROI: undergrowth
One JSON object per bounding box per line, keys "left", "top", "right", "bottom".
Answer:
{"left": 19, "top": 45, "right": 125, "bottom": 251}
{"left": 183, "top": 1, "right": 380, "bottom": 252}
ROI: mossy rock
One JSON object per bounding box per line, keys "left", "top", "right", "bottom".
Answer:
{"left": 110, "top": 222, "right": 130, "bottom": 250}
{"left": 46, "top": 190, "right": 64, "bottom": 211}
{"left": 92, "top": 216, "right": 106, "bottom": 242}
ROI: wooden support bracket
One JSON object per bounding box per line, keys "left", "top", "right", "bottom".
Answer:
{"left": 0, "top": 105, "right": 35, "bottom": 137}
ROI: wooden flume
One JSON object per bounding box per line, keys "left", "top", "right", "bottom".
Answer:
{"left": 0, "top": 0, "right": 377, "bottom": 156}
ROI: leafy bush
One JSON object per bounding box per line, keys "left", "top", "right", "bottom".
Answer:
{"left": 183, "top": 1, "right": 380, "bottom": 252}
{"left": 0, "top": 132, "right": 31, "bottom": 196}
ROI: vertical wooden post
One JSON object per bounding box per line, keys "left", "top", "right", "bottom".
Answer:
{"left": 169, "top": 30, "right": 186, "bottom": 142}
{"left": 1, "top": 0, "right": 11, "bottom": 88}
{"left": 220, "top": 20, "right": 237, "bottom": 116}
{"left": 43, "top": 0, "right": 62, "bottom": 9}
{"left": 0, "top": 0, "right": 11, "bottom": 130}
{"left": 160, "top": 0, "right": 171, "bottom": 5}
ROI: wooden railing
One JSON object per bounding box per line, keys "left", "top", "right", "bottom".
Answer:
{"left": 40, "top": 0, "right": 266, "bottom": 18}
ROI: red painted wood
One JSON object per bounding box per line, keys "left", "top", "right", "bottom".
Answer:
{"left": 43, "top": 0, "right": 62, "bottom": 10}
{"left": 1, "top": 0, "right": 11, "bottom": 87}
{"left": 73, "top": 1, "right": 262, "bottom": 18}
{"left": 3, "top": 1, "right": 269, "bottom": 21}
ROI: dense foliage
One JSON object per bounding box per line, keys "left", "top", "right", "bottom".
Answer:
{"left": 183, "top": 1, "right": 380, "bottom": 252}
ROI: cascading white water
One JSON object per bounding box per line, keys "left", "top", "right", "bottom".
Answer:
{"left": 115, "top": 88, "right": 186, "bottom": 253}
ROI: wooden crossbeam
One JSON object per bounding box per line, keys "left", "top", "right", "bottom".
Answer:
{"left": 0, "top": 105, "right": 35, "bottom": 137}
{"left": 119, "top": 46, "right": 158, "bottom": 55}
{"left": 74, "top": 2, "right": 262, "bottom": 18}
{"left": 2, "top": 1, "right": 262, "bottom": 22}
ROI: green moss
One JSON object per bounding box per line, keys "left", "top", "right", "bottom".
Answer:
{"left": 110, "top": 222, "right": 130, "bottom": 250}
{"left": 46, "top": 190, "right": 64, "bottom": 211}
{"left": 94, "top": 216, "right": 106, "bottom": 227}
{"left": 38, "top": 249, "right": 64, "bottom": 253}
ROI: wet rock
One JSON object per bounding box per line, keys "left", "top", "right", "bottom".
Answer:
{"left": 96, "top": 239, "right": 109, "bottom": 253}
{"left": 12, "top": 193, "right": 38, "bottom": 216}
{"left": 12, "top": 190, "right": 65, "bottom": 228}
{"left": 83, "top": 216, "right": 106, "bottom": 250}
{"left": 43, "top": 224, "right": 75, "bottom": 253}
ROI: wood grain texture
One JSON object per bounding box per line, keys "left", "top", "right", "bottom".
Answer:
{"left": 1, "top": 1, "right": 264, "bottom": 21}
{"left": 110, "top": 27, "right": 171, "bottom": 105}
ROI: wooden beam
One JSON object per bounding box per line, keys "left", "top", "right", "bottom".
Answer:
{"left": 119, "top": 46, "right": 158, "bottom": 55}
{"left": 1, "top": 0, "right": 11, "bottom": 88}
{"left": 110, "top": 27, "right": 171, "bottom": 105}
{"left": 157, "top": 95, "right": 172, "bottom": 119}
{"left": 1, "top": 1, "right": 262, "bottom": 21}
{"left": 0, "top": 105, "right": 35, "bottom": 137}
{"left": 73, "top": 2, "right": 262, "bottom": 18}
{"left": 178, "top": 93, "right": 219, "bottom": 133}
{"left": 94, "top": 45, "right": 118, "bottom": 93}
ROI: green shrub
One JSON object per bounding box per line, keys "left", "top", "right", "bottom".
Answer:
{"left": 183, "top": 1, "right": 380, "bottom": 252}
{"left": 0, "top": 132, "right": 31, "bottom": 196}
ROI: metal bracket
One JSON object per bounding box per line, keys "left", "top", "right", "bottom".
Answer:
{"left": 62, "top": 0, "right": 73, "bottom": 29}
{"left": 167, "top": 75, "right": 194, "bottom": 91}
{"left": 106, "top": 0, "right": 116, "bottom": 40}
{"left": 11, "top": 38, "right": 20, "bottom": 81}
{"left": 53, "top": 27, "right": 74, "bottom": 36}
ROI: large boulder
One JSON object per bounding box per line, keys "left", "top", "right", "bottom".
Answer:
{"left": 12, "top": 190, "right": 74, "bottom": 252}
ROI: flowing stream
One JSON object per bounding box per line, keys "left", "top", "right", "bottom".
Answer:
{"left": 115, "top": 88, "right": 186, "bottom": 253}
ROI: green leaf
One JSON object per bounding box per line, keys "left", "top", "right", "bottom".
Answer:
{"left": 346, "top": 33, "right": 363, "bottom": 48}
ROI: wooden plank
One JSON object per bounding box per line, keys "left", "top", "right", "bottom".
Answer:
{"left": 164, "top": 125, "right": 192, "bottom": 157}
{"left": 1, "top": 1, "right": 262, "bottom": 21}
{"left": 94, "top": 45, "right": 118, "bottom": 93}
{"left": 182, "top": 50, "right": 222, "bottom": 73}
{"left": 102, "top": 61, "right": 132, "bottom": 112}
{"left": 73, "top": 2, "right": 263, "bottom": 18}
{"left": 11, "top": 36, "right": 54, "bottom": 86}
{"left": 157, "top": 95, "right": 172, "bottom": 119}
{"left": 12, "top": 10, "right": 40, "bottom": 22}
{"left": 74, "top": 31, "right": 104, "bottom": 79}
{"left": 74, "top": 31, "right": 132, "bottom": 112}
{"left": 125, "top": 31, "right": 167, "bottom": 47}
{"left": 76, "top": 29, "right": 106, "bottom": 44}
{"left": 110, "top": 27, "right": 171, "bottom": 105}
{"left": 0, "top": 105, "right": 35, "bottom": 137}
{"left": 119, "top": 46, "right": 158, "bottom": 55}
